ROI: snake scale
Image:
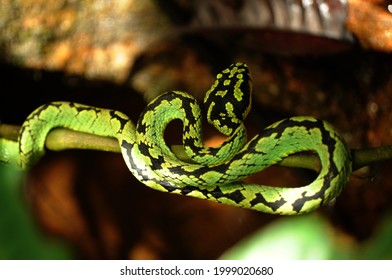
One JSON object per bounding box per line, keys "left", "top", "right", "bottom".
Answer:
{"left": 0, "top": 62, "right": 352, "bottom": 215}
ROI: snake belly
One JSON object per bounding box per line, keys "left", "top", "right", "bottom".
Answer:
{"left": 0, "top": 62, "right": 352, "bottom": 215}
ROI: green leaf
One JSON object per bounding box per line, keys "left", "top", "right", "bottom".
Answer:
{"left": 220, "top": 214, "right": 353, "bottom": 260}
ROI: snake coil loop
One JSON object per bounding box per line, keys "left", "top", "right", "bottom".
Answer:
{"left": 1, "top": 63, "right": 352, "bottom": 215}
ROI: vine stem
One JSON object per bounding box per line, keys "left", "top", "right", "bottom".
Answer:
{"left": 1, "top": 123, "right": 391, "bottom": 171}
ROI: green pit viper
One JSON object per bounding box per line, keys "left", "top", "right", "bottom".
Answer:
{"left": 0, "top": 62, "right": 352, "bottom": 215}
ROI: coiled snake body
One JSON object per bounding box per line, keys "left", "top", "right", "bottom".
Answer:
{"left": 0, "top": 63, "right": 352, "bottom": 215}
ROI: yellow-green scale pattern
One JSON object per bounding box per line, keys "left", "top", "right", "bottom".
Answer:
{"left": 0, "top": 62, "right": 352, "bottom": 214}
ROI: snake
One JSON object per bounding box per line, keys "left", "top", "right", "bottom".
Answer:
{"left": 0, "top": 62, "right": 352, "bottom": 215}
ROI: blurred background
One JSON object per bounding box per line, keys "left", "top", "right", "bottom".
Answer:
{"left": 1, "top": 0, "right": 392, "bottom": 259}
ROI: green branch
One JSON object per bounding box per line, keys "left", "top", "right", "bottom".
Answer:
{"left": 1, "top": 123, "right": 391, "bottom": 171}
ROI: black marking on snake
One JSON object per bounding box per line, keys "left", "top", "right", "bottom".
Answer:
{"left": 261, "top": 118, "right": 317, "bottom": 139}
{"left": 136, "top": 141, "right": 152, "bottom": 157}
{"left": 291, "top": 191, "right": 314, "bottom": 213}
{"left": 183, "top": 138, "right": 203, "bottom": 154}
{"left": 121, "top": 140, "right": 150, "bottom": 180}
{"left": 137, "top": 141, "right": 167, "bottom": 169}
{"left": 122, "top": 140, "right": 177, "bottom": 188}
{"left": 290, "top": 119, "right": 341, "bottom": 213}
{"left": 180, "top": 185, "right": 246, "bottom": 204}
{"left": 166, "top": 164, "right": 224, "bottom": 184}
{"left": 110, "top": 111, "right": 129, "bottom": 132}
{"left": 212, "top": 187, "right": 246, "bottom": 204}
{"left": 166, "top": 165, "right": 188, "bottom": 177}
{"left": 250, "top": 193, "right": 286, "bottom": 211}
{"left": 69, "top": 102, "right": 91, "bottom": 113}
{"left": 180, "top": 95, "right": 199, "bottom": 124}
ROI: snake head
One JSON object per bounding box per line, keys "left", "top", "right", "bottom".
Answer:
{"left": 203, "top": 62, "right": 252, "bottom": 136}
